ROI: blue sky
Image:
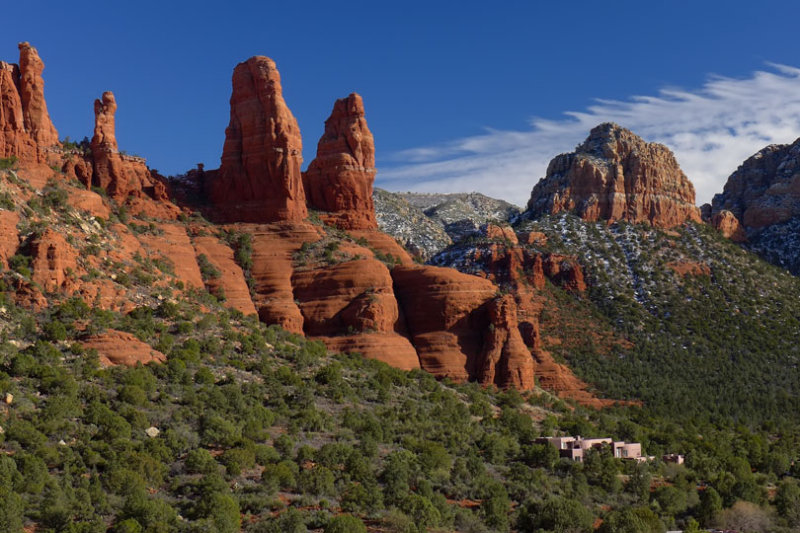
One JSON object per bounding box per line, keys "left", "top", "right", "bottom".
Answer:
{"left": 4, "top": 1, "right": 800, "bottom": 206}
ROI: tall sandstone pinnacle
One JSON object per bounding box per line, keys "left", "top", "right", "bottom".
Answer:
{"left": 526, "top": 123, "right": 701, "bottom": 228}
{"left": 89, "top": 91, "right": 171, "bottom": 209}
{"left": 17, "top": 42, "right": 59, "bottom": 147}
{"left": 303, "top": 93, "right": 377, "bottom": 230}
{"left": 208, "top": 56, "right": 307, "bottom": 223}
{"left": 0, "top": 42, "right": 58, "bottom": 161}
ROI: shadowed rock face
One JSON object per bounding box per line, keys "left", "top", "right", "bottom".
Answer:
{"left": 712, "top": 139, "right": 800, "bottom": 229}
{"left": 303, "top": 93, "right": 377, "bottom": 230}
{"left": 209, "top": 56, "right": 306, "bottom": 223}
{"left": 526, "top": 123, "right": 701, "bottom": 228}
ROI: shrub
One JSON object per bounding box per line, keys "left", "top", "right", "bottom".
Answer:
{"left": 325, "top": 515, "right": 367, "bottom": 533}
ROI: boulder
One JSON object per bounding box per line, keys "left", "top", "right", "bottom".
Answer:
{"left": 711, "top": 210, "right": 746, "bottom": 242}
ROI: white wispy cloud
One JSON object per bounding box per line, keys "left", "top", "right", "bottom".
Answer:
{"left": 376, "top": 64, "right": 800, "bottom": 207}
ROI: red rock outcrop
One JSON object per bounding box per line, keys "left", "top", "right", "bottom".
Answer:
{"left": 17, "top": 43, "right": 58, "bottom": 148}
{"left": 526, "top": 123, "right": 701, "bottom": 228}
{"left": 711, "top": 210, "right": 746, "bottom": 242}
{"left": 248, "top": 222, "right": 322, "bottom": 333}
{"left": 291, "top": 256, "right": 420, "bottom": 369}
{"left": 82, "top": 329, "right": 166, "bottom": 367}
{"left": 303, "top": 93, "right": 377, "bottom": 230}
{"left": 484, "top": 223, "right": 518, "bottom": 244}
{"left": 480, "top": 294, "right": 534, "bottom": 389}
{"left": 136, "top": 223, "right": 204, "bottom": 290}
{"left": 712, "top": 138, "right": 800, "bottom": 229}
{"left": 392, "top": 265, "right": 534, "bottom": 389}
{"left": 193, "top": 235, "right": 257, "bottom": 315}
{"left": 0, "top": 43, "right": 57, "bottom": 162}
{"left": 208, "top": 57, "right": 306, "bottom": 223}
{"left": 0, "top": 210, "right": 19, "bottom": 268}
{"left": 542, "top": 255, "right": 586, "bottom": 292}
{"left": 30, "top": 229, "right": 79, "bottom": 293}
{"left": 89, "top": 91, "right": 176, "bottom": 216}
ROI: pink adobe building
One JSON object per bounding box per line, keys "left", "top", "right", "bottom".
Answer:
{"left": 538, "top": 436, "right": 645, "bottom": 462}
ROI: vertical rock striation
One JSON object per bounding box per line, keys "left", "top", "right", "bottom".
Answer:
{"left": 525, "top": 123, "right": 701, "bottom": 228}
{"left": 208, "top": 56, "right": 306, "bottom": 222}
{"left": 303, "top": 93, "right": 377, "bottom": 229}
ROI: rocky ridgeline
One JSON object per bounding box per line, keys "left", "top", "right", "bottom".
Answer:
{"left": 0, "top": 45, "right": 550, "bottom": 396}
{"left": 373, "top": 190, "right": 520, "bottom": 259}
{"left": 524, "top": 123, "right": 701, "bottom": 228}
{"left": 711, "top": 137, "right": 800, "bottom": 273}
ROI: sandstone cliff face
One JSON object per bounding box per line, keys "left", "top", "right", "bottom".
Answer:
{"left": 0, "top": 43, "right": 57, "bottom": 162}
{"left": 526, "top": 123, "right": 701, "bottom": 228}
{"left": 209, "top": 56, "right": 306, "bottom": 223}
{"left": 392, "top": 265, "right": 534, "bottom": 389}
{"left": 303, "top": 93, "right": 377, "bottom": 230}
{"left": 17, "top": 42, "right": 58, "bottom": 148}
{"left": 712, "top": 139, "right": 800, "bottom": 229}
{"left": 30, "top": 229, "right": 79, "bottom": 294}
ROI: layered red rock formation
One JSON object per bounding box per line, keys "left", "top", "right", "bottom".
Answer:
{"left": 83, "top": 330, "right": 167, "bottom": 367}
{"left": 526, "top": 123, "right": 701, "bottom": 228}
{"left": 392, "top": 265, "right": 534, "bottom": 389}
{"left": 292, "top": 256, "right": 420, "bottom": 369}
{"left": 30, "top": 229, "right": 79, "bottom": 293}
{"left": 303, "top": 93, "right": 377, "bottom": 229}
{"left": 137, "top": 223, "right": 204, "bottom": 290}
{"left": 480, "top": 294, "right": 534, "bottom": 389}
{"left": 0, "top": 210, "right": 19, "bottom": 269}
{"left": 193, "top": 235, "right": 257, "bottom": 315}
{"left": 89, "top": 91, "right": 174, "bottom": 212}
{"left": 711, "top": 138, "right": 800, "bottom": 229}
{"left": 0, "top": 43, "right": 57, "bottom": 162}
{"left": 208, "top": 56, "right": 306, "bottom": 223}
{"left": 17, "top": 42, "right": 58, "bottom": 148}
{"left": 711, "top": 210, "right": 746, "bottom": 242}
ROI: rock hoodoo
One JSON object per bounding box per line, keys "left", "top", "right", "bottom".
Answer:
{"left": 303, "top": 93, "right": 377, "bottom": 229}
{"left": 89, "top": 91, "right": 171, "bottom": 207}
{"left": 525, "top": 123, "right": 701, "bottom": 228}
{"left": 17, "top": 42, "right": 59, "bottom": 148}
{"left": 208, "top": 56, "right": 306, "bottom": 223}
{"left": 0, "top": 42, "right": 58, "bottom": 162}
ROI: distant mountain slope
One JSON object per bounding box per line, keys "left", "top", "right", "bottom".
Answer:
{"left": 374, "top": 189, "right": 520, "bottom": 258}
{"left": 523, "top": 215, "right": 800, "bottom": 422}
{"left": 372, "top": 188, "right": 451, "bottom": 259}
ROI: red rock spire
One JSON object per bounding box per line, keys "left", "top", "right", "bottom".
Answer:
{"left": 303, "top": 93, "right": 378, "bottom": 229}
{"left": 17, "top": 42, "right": 58, "bottom": 147}
{"left": 209, "top": 56, "right": 307, "bottom": 222}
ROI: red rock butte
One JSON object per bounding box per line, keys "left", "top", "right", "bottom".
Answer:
{"left": 207, "top": 56, "right": 307, "bottom": 223}
{"left": 526, "top": 123, "right": 701, "bottom": 228}
{"left": 303, "top": 93, "right": 378, "bottom": 230}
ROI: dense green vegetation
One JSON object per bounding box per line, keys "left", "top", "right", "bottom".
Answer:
{"left": 2, "top": 168, "right": 800, "bottom": 531}
{"left": 519, "top": 215, "right": 800, "bottom": 427}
